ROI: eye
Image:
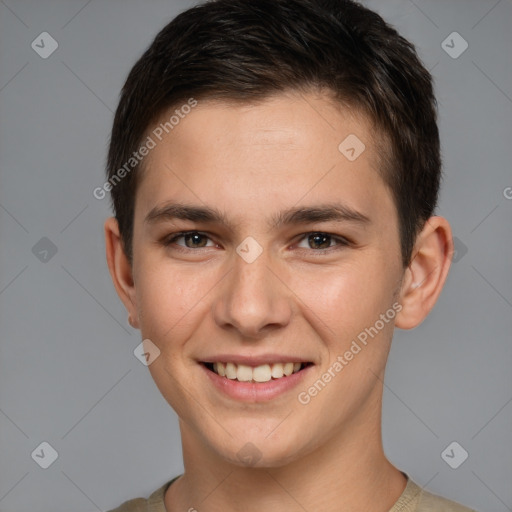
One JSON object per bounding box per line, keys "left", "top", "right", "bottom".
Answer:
{"left": 164, "top": 231, "right": 216, "bottom": 249}
{"left": 296, "top": 232, "right": 350, "bottom": 250}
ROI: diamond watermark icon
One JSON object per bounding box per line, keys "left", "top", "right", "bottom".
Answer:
{"left": 236, "top": 236, "right": 263, "bottom": 263}
{"left": 441, "top": 32, "right": 468, "bottom": 59}
{"left": 32, "top": 237, "right": 58, "bottom": 263}
{"left": 450, "top": 237, "right": 468, "bottom": 263}
{"left": 31, "top": 441, "right": 59, "bottom": 469}
{"left": 134, "top": 339, "right": 161, "bottom": 366}
{"left": 31, "top": 32, "right": 59, "bottom": 59}
{"left": 237, "top": 442, "right": 262, "bottom": 466}
{"left": 338, "top": 134, "right": 365, "bottom": 161}
{"left": 441, "top": 441, "right": 468, "bottom": 469}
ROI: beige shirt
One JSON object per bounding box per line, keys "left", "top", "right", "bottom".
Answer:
{"left": 106, "top": 473, "right": 478, "bottom": 512}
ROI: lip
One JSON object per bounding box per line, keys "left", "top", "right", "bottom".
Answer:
{"left": 201, "top": 361, "right": 314, "bottom": 402}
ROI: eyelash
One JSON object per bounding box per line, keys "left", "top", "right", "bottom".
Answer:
{"left": 162, "top": 231, "right": 351, "bottom": 253}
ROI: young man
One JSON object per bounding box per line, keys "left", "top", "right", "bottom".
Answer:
{"left": 103, "top": 0, "right": 477, "bottom": 510}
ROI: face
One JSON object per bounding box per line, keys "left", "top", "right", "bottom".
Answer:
{"left": 127, "top": 91, "right": 405, "bottom": 467}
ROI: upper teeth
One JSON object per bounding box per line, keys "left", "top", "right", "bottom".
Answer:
{"left": 212, "top": 362, "right": 303, "bottom": 382}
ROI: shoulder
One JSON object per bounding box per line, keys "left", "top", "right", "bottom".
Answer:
{"left": 105, "top": 476, "right": 178, "bottom": 512}
{"left": 402, "top": 478, "right": 478, "bottom": 512}
{"left": 418, "top": 486, "right": 478, "bottom": 512}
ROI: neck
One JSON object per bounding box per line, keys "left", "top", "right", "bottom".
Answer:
{"left": 165, "top": 383, "right": 407, "bottom": 512}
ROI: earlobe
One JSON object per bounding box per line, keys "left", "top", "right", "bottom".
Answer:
{"left": 104, "top": 217, "right": 140, "bottom": 329}
{"left": 395, "top": 216, "right": 453, "bottom": 330}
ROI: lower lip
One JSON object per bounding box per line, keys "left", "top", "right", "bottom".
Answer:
{"left": 201, "top": 363, "right": 313, "bottom": 402}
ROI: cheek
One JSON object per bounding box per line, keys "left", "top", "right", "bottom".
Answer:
{"left": 134, "top": 260, "right": 211, "bottom": 342}
{"left": 288, "top": 258, "right": 397, "bottom": 342}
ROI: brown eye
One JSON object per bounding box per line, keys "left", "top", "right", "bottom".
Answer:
{"left": 307, "top": 233, "right": 332, "bottom": 249}
{"left": 183, "top": 233, "right": 208, "bottom": 248}
{"left": 296, "top": 232, "right": 350, "bottom": 251}
{"left": 164, "top": 231, "right": 214, "bottom": 248}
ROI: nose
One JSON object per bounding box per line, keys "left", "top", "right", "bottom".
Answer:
{"left": 211, "top": 248, "right": 293, "bottom": 339}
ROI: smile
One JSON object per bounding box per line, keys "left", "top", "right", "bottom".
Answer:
{"left": 204, "top": 362, "right": 309, "bottom": 383}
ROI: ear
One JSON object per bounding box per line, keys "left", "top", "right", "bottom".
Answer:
{"left": 104, "top": 217, "right": 139, "bottom": 329}
{"left": 395, "top": 216, "right": 453, "bottom": 330}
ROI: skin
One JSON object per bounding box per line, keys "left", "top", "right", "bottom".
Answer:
{"left": 105, "top": 90, "right": 453, "bottom": 512}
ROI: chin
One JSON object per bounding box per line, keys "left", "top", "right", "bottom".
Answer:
{"left": 209, "top": 428, "right": 307, "bottom": 469}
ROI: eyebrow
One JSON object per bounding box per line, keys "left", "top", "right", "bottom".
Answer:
{"left": 144, "top": 201, "right": 371, "bottom": 230}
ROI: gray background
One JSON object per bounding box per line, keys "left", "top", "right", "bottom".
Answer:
{"left": 0, "top": 0, "right": 511, "bottom": 511}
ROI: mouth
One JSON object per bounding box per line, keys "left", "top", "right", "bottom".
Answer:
{"left": 202, "top": 361, "right": 313, "bottom": 383}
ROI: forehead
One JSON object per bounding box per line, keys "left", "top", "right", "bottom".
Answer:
{"left": 135, "top": 91, "right": 394, "bottom": 229}
{"left": 145, "top": 91, "right": 381, "bottom": 168}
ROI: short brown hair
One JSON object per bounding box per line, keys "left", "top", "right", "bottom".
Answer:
{"left": 106, "top": 0, "right": 441, "bottom": 267}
